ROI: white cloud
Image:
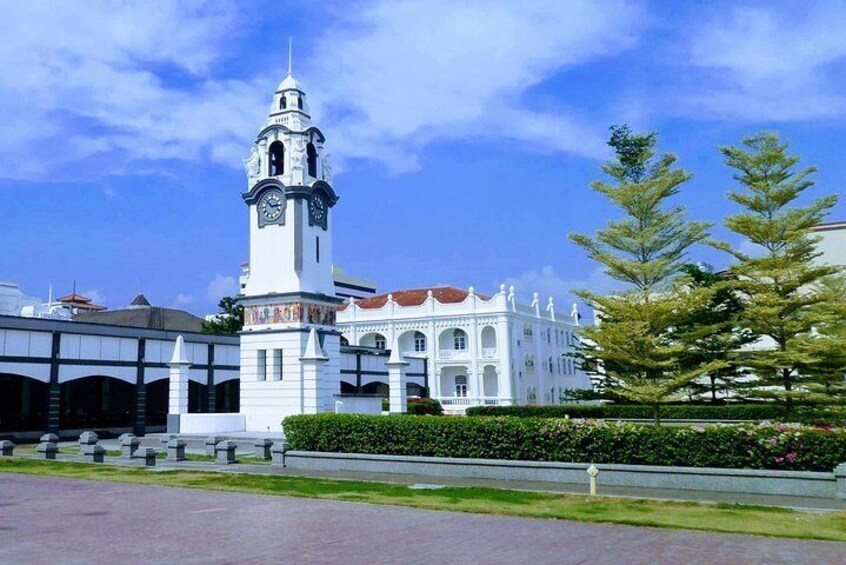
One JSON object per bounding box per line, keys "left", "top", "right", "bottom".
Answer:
{"left": 0, "top": 1, "right": 264, "bottom": 180}
{"left": 680, "top": 4, "right": 846, "bottom": 121}
{"left": 175, "top": 293, "right": 194, "bottom": 306}
{"left": 82, "top": 289, "right": 106, "bottom": 306}
{"left": 206, "top": 274, "right": 237, "bottom": 302}
{"left": 304, "top": 0, "right": 644, "bottom": 173}
{"left": 503, "top": 265, "right": 618, "bottom": 306}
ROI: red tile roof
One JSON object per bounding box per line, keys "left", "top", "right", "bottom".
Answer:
{"left": 342, "top": 286, "right": 490, "bottom": 310}
{"left": 57, "top": 293, "right": 106, "bottom": 311}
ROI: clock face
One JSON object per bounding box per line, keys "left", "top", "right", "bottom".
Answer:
{"left": 260, "top": 192, "right": 284, "bottom": 222}
{"left": 310, "top": 193, "right": 326, "bottom": 221}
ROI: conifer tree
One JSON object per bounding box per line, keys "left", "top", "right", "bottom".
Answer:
{"left": 720, "top": 132, "right": 844, "bottom": 413}
{"left": 570, "top": 125, "right": 717, "bottom": 423}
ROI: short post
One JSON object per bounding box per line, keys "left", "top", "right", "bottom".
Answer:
{"left": 270, "top": 441, "right": 290, "bottom": 467}
{"left": 134, "top": 447, "right": 157, "bottom": 467}
{"left": 36, "top": 442, "right": 58, "bottom": 460}
{"left": 205, "top": 435, "right": 224, "bottom": 456}
{"left": 166, "top": 438, "right": 187, "bottom": 462}
{"left": 587, "top": 464, "right": 599, "bottom": 496}
{"left": 79, "top": 431, "right": 99, "bottom": 446}
{"left": 81, "top": 444, "right": 105, "bottom": 463}
{"left": 40, "top": 433, "right": 59, "bottom": 444}
{"left": 120, "top": 435, "right": 140, "bottom": 459}
{"left": 835, "top": 463, "right": 846, "bottom": 500}
{"left": 253, "top": 438, "right": 273, "bottom": 460}
{"left": 335, "top": 399, "right": 344, "bottom": 414}
{"left": 386, "top": 339, "right": 409, "bottom": 414}
{"left": 0, "top": 440, "right": 15, "bottom": 456}
{"left": 160, "top": 434, "right": 178, "bottom": 448}
{"left": 215, "top": 440, "right": 237, "bottom": 465}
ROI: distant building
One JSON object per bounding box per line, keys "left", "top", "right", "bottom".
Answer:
{"left": 56, "top": 292, "right": 106, "bottom": 314}
{"left": 812, "top": 220, "right": 846, "bottom": 268}
{"left": 75, "top": 293, "right": 206, "bottom": 333}
{"left": 0, "top": 281, "right": 43, "bottom": 316}
{"left": 337, "top": 285, "right": 593, "bottom": 413}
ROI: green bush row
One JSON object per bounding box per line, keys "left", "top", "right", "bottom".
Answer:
{"left": 464, "top": 404, "right": 846, "bottom": 425}
{"left": 282, "top": 414, "right": 846, "bottom": 472}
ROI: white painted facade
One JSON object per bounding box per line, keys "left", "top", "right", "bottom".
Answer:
{"left": 337, "top": 286, "right": 593, "bottom": 413}
{"left": 236, "top": 63, "right": 345, "bottom": 430}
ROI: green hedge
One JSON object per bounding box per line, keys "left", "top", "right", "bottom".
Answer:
{"left": 464, "top": 404, "right": 846, "bottom": 425}
{"left": 282, "top": 414, "right": 846, "bottom": 472}
{"left": 379, "top": 398, "right": 444, "bottom": 415}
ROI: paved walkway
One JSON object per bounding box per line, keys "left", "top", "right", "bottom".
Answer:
{"left": 19, "top": 444, "right": 846, "bottom": 512}
{"left": 1, "top": 474, "right": 844, "bottom": 564}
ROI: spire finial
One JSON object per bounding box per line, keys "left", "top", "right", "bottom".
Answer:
{"left": 287, "top": 37, "right": 293, "bottom": 76}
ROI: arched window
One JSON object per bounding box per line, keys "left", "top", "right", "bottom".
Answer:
{"left": 297, "top": 95, "right": 304, "bottom": 109}
{"left": 413, "top": 331, "right": 426, "bottom": 352}
{"left": 453, "top": 329, "right": 467, "bottom": 350}
{"left": 280, "top": 96, "right": 287, "bottom": 110}
{"left": 374, "top": 334, "right": 386, "bottom": 349}
{"left": 268, "top": 141, "right": 285, "bottom": 176}
{"left": 307, "top": 142, "right": 317, "bottom": 178}
{"left": 548, "top": 356, "right": 553, "bottom": 373}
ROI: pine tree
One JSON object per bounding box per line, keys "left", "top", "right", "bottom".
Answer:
{"left": 719, "top": 132, "right": 844, "bottom": 413}
{"left": 675, "top": 264, "right": 754, "bottom": 403}
{"left": 570, "top": 125, "right": 717, "bottom": 424}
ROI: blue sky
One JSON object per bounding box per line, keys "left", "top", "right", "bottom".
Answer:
{"left": 2, "top": 1, "right": 845, "bottom": 314}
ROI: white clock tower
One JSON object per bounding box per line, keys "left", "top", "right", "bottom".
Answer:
{"left": 238, "top": 54, "right": 342, "bottom": 430}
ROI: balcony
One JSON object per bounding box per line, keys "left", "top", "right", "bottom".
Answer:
{"left": 481, "top": 347, "right": 497, "bottom": 359}
{"left": 438, "top": 349, "right": 470, "bottom": 360}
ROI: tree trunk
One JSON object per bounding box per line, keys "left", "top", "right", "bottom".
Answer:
{"left": 784, "top": 368, "right": 794, "bottom": 416}
{"left": 710, "top": 375, "right": 717, "bottom": 403}
{"left": 652, "top": 404, "right": 661, "bottom": 426}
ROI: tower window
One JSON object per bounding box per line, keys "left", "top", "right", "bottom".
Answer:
{"left": 268, "top": 141, "right": 285, "bottom": 176}
{"left": 297, "top": 95, "right": 303, "bottom": 110}
{"left": 307, "top": 142, "right": 317, "bottom": 178}
{"left": 280, "top": 96, "right": 287, "bottom": 110}
{"left": 316, "top": 236, "right": 320, "bottom": 263}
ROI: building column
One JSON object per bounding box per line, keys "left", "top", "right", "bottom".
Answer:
{"left": 301, "top": 328, "right": 328, "bottom": 414}
{"left": 206, "top": 343, "right": 216, "bottom": 413}
{"left": 387, "top": 340, "right": 408, "bottom": 414}
{"left": 133, "top": 338, "right": 147, "bottom": 436}
{"left": 46, "top": 332, "right": 61, "bottom": 435}
{"left": 167, "top": 335, "right": 191, "bottom": 432}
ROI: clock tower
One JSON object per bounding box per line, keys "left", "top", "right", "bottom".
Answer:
{"left": 238, "top": 57, "right": 342, "bottom": 430}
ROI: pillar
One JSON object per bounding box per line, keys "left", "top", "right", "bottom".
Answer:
{"left": 387, "top": 339, "right": 408, "bottom": 414}
{"left": 167, "top": 335, "right": 191, "bottom": 432}
{"left": 301, "top": 328, "right": 328, "bottom": 414}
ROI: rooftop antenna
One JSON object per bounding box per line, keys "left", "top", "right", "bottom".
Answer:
{"left": 287, "top": 37, "right": 293, "bottom": 76}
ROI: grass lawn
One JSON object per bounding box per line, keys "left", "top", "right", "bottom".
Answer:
{"left": 2, "top": 458, "right": 845, "bottom": 541}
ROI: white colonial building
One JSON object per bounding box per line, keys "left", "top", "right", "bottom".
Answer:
{"left": 337, "top": 285, "right": 593, "bottom": 413}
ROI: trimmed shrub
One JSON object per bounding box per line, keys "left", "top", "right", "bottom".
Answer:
{"left": 464, "top": 404, "right": 846, "bottom": 425}
{"left": 379, "top": 398, "right": 444, "bottom": 415}
{"left": 282, "top": 414, "right": 846, "bottom": 472}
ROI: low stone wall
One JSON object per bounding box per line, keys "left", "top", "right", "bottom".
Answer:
{"left": 283, "top": 451, "right": 846, "bottom": 500}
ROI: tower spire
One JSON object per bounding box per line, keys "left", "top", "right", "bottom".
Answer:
{"left": 287, "top": 37, "right": 293, "bottom": 76}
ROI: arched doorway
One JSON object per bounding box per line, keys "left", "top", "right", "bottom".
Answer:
{"left": 60, "top": 376, "right": 134, "bottom": 430}
{"left": 0, "top": 374, "right": 48, "bottom": 432}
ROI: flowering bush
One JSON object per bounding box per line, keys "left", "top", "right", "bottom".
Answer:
{"left": 465, "top": 404, "right": 846, "bottom": 426}
{"left": 282, "top": 414, "right": 846, "bottom": 472}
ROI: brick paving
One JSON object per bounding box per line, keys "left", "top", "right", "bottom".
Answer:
{"left": 1, "top": 474, "right": 844, "bottom": 564}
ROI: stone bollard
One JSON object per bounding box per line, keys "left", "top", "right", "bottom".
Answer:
{"left": 835, "top": 463, "right": 846, "bottom": 500}
{"left": 587, "top": 464, "right": 599, "bottom": 496}
{"left": 253, "top": 438, "right": 273, "bottom": 460}
{"left": 0, "top": 440, "right": 15, "bottom": 456}
{"left": 270, "top": 441, "right": 290, "bottom": 467}
{"left": 215, "top": 440, "right": 237, "bottom": 465}
{"left": 120, "top": 435, "right": 140, "bottom": 459}
{"left": 160, "top": 434, "right": 178, "bottom": 448}
{"left": 36, "top": 442, "right": 58, "bottom": 460}
{"left": 79, "top": 431, "right": 99, "bottom": 446}
{"left": 133, "top": 447, "right": 157, "bottom": 467}
{"left": 40, "top": 433, "right": 59, "bottom": 444}
{"left": 167, "top": 438, "right": 187, "bottom": 462}
{"left": 81, "top": 444, "right": 105, "bottom": 463}
{"left": 204, "top": 435, "right": 224, "bottom": 456}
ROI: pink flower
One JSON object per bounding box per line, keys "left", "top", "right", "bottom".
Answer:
{"left": 775, "top": 456, "right": 784, "bottom": 463}
{"left": 692, "top": 426, "right": 705, "bottom": 433}
{"left": 767, "top": 437, "right": 778, "bottom": 445}
{"left": 786, "top": 452, "right": 797, "bottom": 463}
